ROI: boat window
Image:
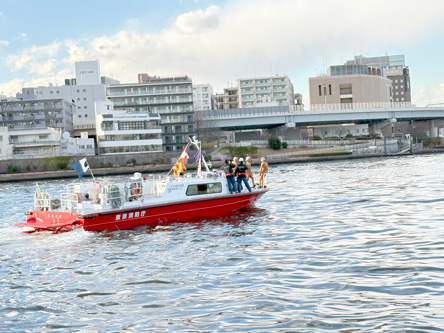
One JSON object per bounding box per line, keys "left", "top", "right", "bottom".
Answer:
{"left": 186, "top": 182, "right": 222, "bottom": 196}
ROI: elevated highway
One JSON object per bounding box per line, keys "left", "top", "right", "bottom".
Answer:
{"left": 199, "top": 104, "right": 444, "bottom": 134}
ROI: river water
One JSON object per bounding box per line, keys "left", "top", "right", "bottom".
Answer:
{"left": 1, "top": 154, "right": 444, "bottom": 332}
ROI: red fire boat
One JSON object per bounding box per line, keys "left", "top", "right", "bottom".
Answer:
{"left": 15, "top": 138, "right": 268, "bottom": 233}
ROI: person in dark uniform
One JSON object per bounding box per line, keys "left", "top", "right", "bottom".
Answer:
{"left": 234, "top": 157, "right": 252, "bottom": 193}
{"left": 223, "top": 159, "right": 236, "bottom": 194}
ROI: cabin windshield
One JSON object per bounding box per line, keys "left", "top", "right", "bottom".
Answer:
{"left": 186, "top": 182, "right": 222, "bottom": 196}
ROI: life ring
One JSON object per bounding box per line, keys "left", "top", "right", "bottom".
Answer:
{"left": 72, "top": 192, "right": 83, "bottom": 203}
{"left": 130, "top": 183, "right": 142, "bottom": 197}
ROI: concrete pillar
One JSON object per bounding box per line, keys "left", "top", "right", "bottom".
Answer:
{"left": 430, "top": 120, "right": 438, "bottom": 137}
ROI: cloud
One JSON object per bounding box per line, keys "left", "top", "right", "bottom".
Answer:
{"left": 5, "top": 42, "right": 61, "bottom": 73}
{"left": 1, "top": 0, "right": 444, "bottom": 100}
{"left": 415, "top": 84, "right": 444, "bottom": 105}
{"left": 173, "top": 5, "right": 221, "bottom": 34}
{"left": 124, "top": 18, "right": 140, "bottom": 31}
{"left": 0, "top": 40, "right": 9, "bottom": 47}
{"left": 12, "top": 32, "right": 27, "bottom": 41}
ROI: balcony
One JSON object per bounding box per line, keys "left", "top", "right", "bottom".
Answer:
{"left": 240, "top": 81, "right": 253, "bottom": 87}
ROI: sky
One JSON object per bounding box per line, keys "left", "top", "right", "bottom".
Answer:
{"left": 1, "top": 0, "right": 444, "bottom": 105}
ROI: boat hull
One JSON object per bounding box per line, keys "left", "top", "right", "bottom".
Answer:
{"left": 83, "top": 190, "right": 266, "bottom": 232}
{"left": 17, "top": 189, "right": 267, "bottom": 233}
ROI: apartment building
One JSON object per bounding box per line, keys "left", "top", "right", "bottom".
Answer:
{"left": 214, "top": 75, "right": 295, "bottom": 109}
{"left": 0, "top": 98, "right": 74, "bottom": 134}
{"left": 0, "top": 98, "right": 76, "bottom": 159}
{"left": 18, "top": 61, "right": 109, "bottom": 137}
{"left": 95, "top": 101, "right": 162, "bottom": 155}
{"left": 193, "top": 84, "right": 213, "bottom": 111}
{"left": 238, "top": 75, "right": 294, "bottom": 108}
{"left": 214, "top": 87, "right": 239, "bottom": 109}
{"left": 107, "top": 75, "right": 194, "bottom": 152}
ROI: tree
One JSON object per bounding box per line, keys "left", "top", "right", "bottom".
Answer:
{"left": 268, "top": 136, "right": 281, "bottom": 150}
{"left": 194, "top": 112, "right": 222, "bottom": 143}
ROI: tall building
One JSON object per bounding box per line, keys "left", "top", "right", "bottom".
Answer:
{"left": 345, "top": 54, "right": 411, "bottom": 102}
{"left": 0, "top": 98, "right": 75, "bottom": 158}
{"left": 214, "top": 87, "right": 239, "bottom": 109}
{"left": 238, "top": 75, "right": 295, "bottom": 108}
{"left": 0, "top": 98, "right": 74, "bottom": 134}
{"left": 95, "top": 101, "right": 162, "bottom": 155}
{"left": 308, "top": 69, "right": 392, "bottom": 109}
{"left": 193, "top": 84, "right": 213, "bottom": 111}
{"left": 18, "top": 60, "right": 109, "bottom": 137}
{"left": 214, "top": 75, "right": 295, "bottom": 110}
{"left": 107, "top": 75, "right": 194, "bottom": 152}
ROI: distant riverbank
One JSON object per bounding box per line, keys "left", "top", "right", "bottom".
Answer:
{"left": 1, "top": 148, "right": 442, "bottom": 183}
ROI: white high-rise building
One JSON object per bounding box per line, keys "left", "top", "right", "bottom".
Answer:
{"left": 18, "top": 60, "right": 108, "bottom": 137}
{"left": 238, "top": 75, "right": 295, "bottom": 108}
{"left": 193, "top": 84, "right": 213, "bottom": 111}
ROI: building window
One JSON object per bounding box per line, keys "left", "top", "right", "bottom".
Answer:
{"left": 120, "top": 122, "right": 144, "bottom": 130}
{"left": 329, "top": 84, "right": 332, "bottom": 95}
{"left": 318, "top": 85, "right": 322, "bottom": 96}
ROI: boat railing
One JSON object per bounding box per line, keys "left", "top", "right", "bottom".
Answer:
{"left": 102, "top": 183, "right": 124, "bottom": 209}
{"left": 34, "top": 191, "right": 52, "bottom": 211}
{"left": 60, "top": 192, "right": 80, "bottom": 213}
{"left": 59, "top": 182, "right": 125, "bottom": 213}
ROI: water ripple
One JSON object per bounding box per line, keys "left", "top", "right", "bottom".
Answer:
{"left": 2, "top": 155, "right": 444, "bottom": 331}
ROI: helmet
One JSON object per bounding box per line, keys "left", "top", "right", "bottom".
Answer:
{"left": 239, "top": 157, "right": 244, "bottom": 162}
{"left": 233, "top": 157, "right": 239, "bottom": 161}
{"left": 246, "top": 156, "right": 251, "bottom": 161}
{"left": 261, "top": 157, "right": 265, "bottom": 161}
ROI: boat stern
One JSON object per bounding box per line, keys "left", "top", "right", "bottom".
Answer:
{"left": 15, "top": 210, "right": 82, "bottom": 234}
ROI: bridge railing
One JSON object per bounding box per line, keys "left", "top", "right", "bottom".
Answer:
{"left": 266, "top": 139, "right": 401, "bottom": 159}
{"left": 229, "top": 139, "right": 398, "bottom": 148}
{"left": 309, "top": 101, "right": 444, "bottom": 111}
{"left": 310, "top": 101, "right": 413, "bottom": 111}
